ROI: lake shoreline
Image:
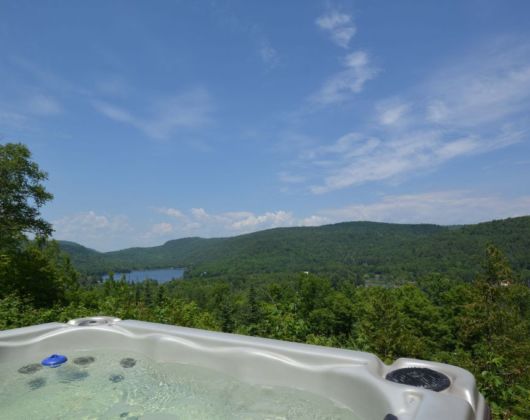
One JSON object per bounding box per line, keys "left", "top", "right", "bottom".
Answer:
{"left": 102, "top": 267, "right": 185, "bottom": 283}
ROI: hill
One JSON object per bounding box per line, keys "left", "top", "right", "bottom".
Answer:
{"left": 59, "top": 216, "right": 530, "bottom": 282}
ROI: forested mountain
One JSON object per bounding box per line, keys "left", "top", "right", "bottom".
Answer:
{"left": 60, "top": 216, "right": 530, "bottom": 282}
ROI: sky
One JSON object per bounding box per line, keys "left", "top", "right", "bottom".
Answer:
{"left": 1, "top": 0, "right": 530, "bottom": 251}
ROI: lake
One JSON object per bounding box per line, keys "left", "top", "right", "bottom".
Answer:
{"left": 102, "top": 267, "right": 185, "bottom": 283}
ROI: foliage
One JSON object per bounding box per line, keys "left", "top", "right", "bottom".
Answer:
{"left": 60, "top": 217, "right": 530, "bottom": 289}
{"left": 0, "top": 143, "right": 75, "bottom": 306}
{"left": 0, "top": 143, "right": 53, "bottom": 242}
{"left": 2, "top": 249, "right": 530, "bottom": 419}
{"left": 1, "top": 143, "right": 529, "bottom": 418}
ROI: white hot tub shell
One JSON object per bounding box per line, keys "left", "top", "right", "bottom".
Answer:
{"left": 0, "top": 317, "right": 489, "bottom": 420}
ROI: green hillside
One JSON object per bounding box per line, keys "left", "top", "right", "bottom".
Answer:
{"left": 60, "top": 216, "right": 530, "bottom": 282}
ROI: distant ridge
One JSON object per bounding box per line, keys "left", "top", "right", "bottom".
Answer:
{"left": 59, "top": 216, "right": 530, "bottom": 282}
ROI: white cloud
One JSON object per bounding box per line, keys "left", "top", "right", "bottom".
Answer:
{"left": 154, "top": 207, "right": 296, "bottom": 237}
{"left": 53, "top": 211, "right": 129, "bottom": 233}
{"left": 27, "top": 94, "right": 62, "bottom": 116}
{"left": 317, "top": 191, "right": 530, "bottom": 225}
{"left": 149, "top": 195, "right": 530, "bottom": 241}
{"left": 289, "top": 41, "right": 530, "bottom": 194}
{"left": 231, "top": 210, "right": 293, "bottom": 230}
{"left": 424, "top": 43, "right": 530, "bottom": 128}
{"left": 52, "top": 211, "right": 131, "bottom": 251}
{"left": 93, "top": 88, "right": 213, "bottom": 140}
{"left": 157, "top": 207, "right": 186, "bottom": 220}
{"left": 147, "top": 222, "right": 174, "bottom": 237}
{"left": 93, "top": 101, "right": 134, "bottom": 124}
{"left": 309, "top": 127, "right": 521, "bottom": 194}
{"left": 426, "top": 100, "right": 449, "bottom": 123}
{"left": 318, "top": 132, "right": 380, "bottom": 157}
{"left": 316, "top": 11, "right": 356, "bottom": 48}
{"left": 190, "top": 208, "right": 295, "bottom": 232}
{"left": 376, "top": 100, "right": 410, "bottom": 126}
{"left": 53, "top": 194, "right": 530, "bottom": 250}
{"left": 191, "top": 207, "right": 210, "bottom": 221}
{"left": 310, "top": 51, "right": 378, "bottom": 105}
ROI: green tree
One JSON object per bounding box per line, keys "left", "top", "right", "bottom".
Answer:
{"left": 0, "top": 143, "right": 53, "bottom": 244}
{"left": 482, "top": 244, "right": 514, "bottom": 286}
{"left": 353, "top": 287, "right": 423, "bottom": 362}
{"left": 243, "top": 284, "right": 261, "bottom": 335}
{"left": 454, "top": 246, "right": 530, "bottom": 419}
{"left": 0, "top": 143, "right": 78, "bottom": 306}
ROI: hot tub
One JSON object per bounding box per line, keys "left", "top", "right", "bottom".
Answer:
{"left": 0, "top": 317, "right": 489, "bottom": 419}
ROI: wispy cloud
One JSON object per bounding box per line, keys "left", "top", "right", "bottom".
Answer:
{"left": 424, "top": 43, "right": 530, "bottom": 128}
{"left": 92, "top": 101, "right": 134, "bottom": 124}
{"left": 95, "top": 77, "right": 131, "bottom": 97}
{"left": 0, "top": 93, "right": 62, "bottom": 136}
{"left": 259, "top": 38, "right": 279, "bottom": 68}
{"left": 58, "top": 192, "right": 530, "bottom": 250}
{"left": 207, "top": 3, "right": 280, "bottom": 70}
{"left": 289, "top": 41, "right": 530, "bottom": 193}
{"left": 156, "top": 207, "right": 295, "bottom": 237}
{"left": 158, "top": 207, "right": 186, "bottom": 219}
{"left": 27, "top": 94, "right": 62, "bottom": 116}
{"left": 9, "top": 56, "right": 90, "bottom": 97}
{"left": 151, "top": 207, "right": 332, "bottom": 240}
{"left": 310, "top": 51, "right": 378, "bottom": 106}
{"left": 52, "top": 211, "right": 131, "bottom": 251}
{"left": 93, "top": 88, "right": 213, "bottom": 140}
{"left": 0, "top": 110, "right": 28, "bottom": 130}
{"left": 316, "top": 10, "right": 356, "bottom": 48}
{"left": 376, "top": 99, "right": 410, "bottom": 126}
{"left": 0, "top": 57, "right": 87, "bottom": 133}
{"left": 145, "top": 222, "right": 174, "bottom": 238}
{"left": 317, "top": 191, "right": 530, "bottom": 225}
{"left": 309, "top": 127, "right": 521, "bottom": 194}
{"left": 278, "top": 171, "right": 306, "bottom": 184}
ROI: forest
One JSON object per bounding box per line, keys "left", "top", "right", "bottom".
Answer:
{"left": 1, "top": 143, "right": 529, "bottom": 419}
{"left": 60, "top": 216, "right": 530, "bottom": 285}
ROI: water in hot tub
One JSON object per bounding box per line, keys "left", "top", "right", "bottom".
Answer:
{"left": 0, "top": 349, "right": 360, "bottom": 419}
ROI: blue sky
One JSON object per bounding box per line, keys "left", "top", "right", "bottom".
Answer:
{"left": 1, "top": 0, "right": 530, "bottom": 251}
